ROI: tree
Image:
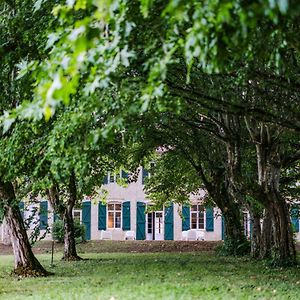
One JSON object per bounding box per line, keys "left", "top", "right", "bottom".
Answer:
{"left": 0, "top": 0, "right": 58, "bottom": 276}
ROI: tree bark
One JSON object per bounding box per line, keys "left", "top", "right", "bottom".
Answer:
{"left": 260, "top": 209, "right": 272, "bottom": 259}
{"left": 62, "top": 204, "right": 81, "bottom": 260}
{"left": 62, "top": 172, "right": 82, "bottom": 261}
{"left": 196, "top": 158, "right": 248, "bottom": 255}
{"left": 245, "top": 120, "right": 297, "bottom": 265}
{"left": 217, "top": 195, "right": 248, "bottom": 255}
{"left": 0, "top": 180, "right": 50, "bottom": 276}
{"left": 47, "top": 179, "right": 82, "bottom": 261}
{"left": 250, "top": 211, "right": 262, "bottom": 258}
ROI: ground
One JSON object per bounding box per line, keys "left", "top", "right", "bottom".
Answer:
{"left": 1, "top": 241, "right": 300, "bottom": 299}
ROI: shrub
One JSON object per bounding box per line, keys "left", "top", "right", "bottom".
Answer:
{"left": 216, "top": 238, "right": 250, "bottom": 256}
{"left": 52, "top": 219, "right": 86, "bottom": 243}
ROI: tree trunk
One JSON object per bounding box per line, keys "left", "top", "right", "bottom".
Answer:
{"left": 48, "top": 179, "right": 82, "bottom": 261}
{"left": 250, "top": 212, "right": 262, "bottom": 258}
{"left": 219, "top": 199, "right": 249, "bottom": 255}
{"left": 62, "top": 205, "right": 81, "bottom": 260}
{"left": 62, "top": 172, "right": 82, "bottom": 261}
{"left": 247, "top": 122, "right": 297, "bottom": 265}
{"left": 197, "top": 161, "right": 248, "bottom": 255}
{"left": 266, "top": 197, "right": 296, "bottom": 265}
{"left": 0, "top": 181, "right": 50, "bottom": 276}
{"left": 260, "top": 209, "right": 272, "bottom": 259}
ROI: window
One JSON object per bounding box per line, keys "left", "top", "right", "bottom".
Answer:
{"left": 73, "top": 210, "right": 81, "bottom": 223}
{"left": 191, "top": 204, "right": 205, "bottom": 229}
{"left": 109, "top": 171, "right": 122, "bottom": 183}
{"left": 243, "top": 212, "right": 248, "bottom": 237}
{"left": 109, "top": 172, "right": 115, "bottom": 183}
{"left": 147, "top": 212, "right": 153, "bottom": 234}
{"left": 107, "top": 203, "right": 122, "bottom": 229}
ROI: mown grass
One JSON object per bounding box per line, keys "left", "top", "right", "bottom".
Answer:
{"left": 0, "top": 252, "right": 300, "bottom": 300}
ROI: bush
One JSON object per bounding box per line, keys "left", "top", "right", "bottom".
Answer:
{"left": 216, "top": 238, "right": 250, "bottom": 256}
{"left": 52, "top": 219, "right": 86, "bottom": 243}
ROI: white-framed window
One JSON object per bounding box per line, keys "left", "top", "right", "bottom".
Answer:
{"left": 243, "top": 212, "right": 248, "bottom": 237}
{"left": 191, "top": 204, "right": 205, "bottom": 229}
{"left": 109, "top": 171, "right": 124, "bottom": 183}
{"left": 73, "top": 210, "right": 82, "bottom": 223}
{"left": 107, "top": 203, "right": 122, "bottom": 229}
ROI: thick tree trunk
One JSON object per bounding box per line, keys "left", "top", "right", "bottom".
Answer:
{"left": 245, "top": 120, "right": 297, "bottom": 265}
{"left": 250, "top": 212, "right": 262, "bottom": 258}
{"left": 48, "top": 180, "right": 82, "bottom": 261}
{"left": 0, "top": 181, "right": 49, "bottom": 276}
{"left": 247, "top": 122, "right": 297, "bottom": 265}
{"left": 197, "top": 160, "right": 248, "bottom": 255}
{"left": 266, "top": 198, "right": 296, "bottom": 265}
{"left": 62, "top": 205, "right": 81, "bottom": 261}
{"left": 219, "top": 200, "right": 249, "bottom": 255}
{"left": 62, "top": 172, "right": 82, "bottom": 261}
{"left": 259, "top": 209, "right": 272, "bottom": 259}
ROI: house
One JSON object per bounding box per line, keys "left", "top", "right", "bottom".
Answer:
{"left": 1, "top": 167, "right": 299, "bottom": 242}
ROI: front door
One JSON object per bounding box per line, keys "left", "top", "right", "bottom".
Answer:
{"left": 154, "top": 211, "right": 164, "bottom": 240}
{"left": 146, "top": 211, "right": 164, "bottom": 240}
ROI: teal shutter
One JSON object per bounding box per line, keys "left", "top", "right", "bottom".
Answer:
{"left": 122, "top": 201, "right": 131, "bottom": 230}
{"left": 164, "top": 203, "right": 174, "bottom": 240}
{"left": 205, "top": 207, "right": 214, "bottom": 232}
{"left": 19, "top": 201, "right": 24, "bottom": 220}
{"left": 221, "top": 215, "right": 225, "bottom": 240}
{"left": 142, "top": 168, "right": 149, "bottom": 184}
{"left": 182, "top": 205, "right": 190, "bottom": 231}
{"left": 121, "top": 170, "right": 129, "bottom": 183}
{"left": 39, "top": 201, "right": 48, "bottom": 230}
{"left": 98, "top": 202, "right": 107, "bottom": 230}
{"left": 82, "top": 201, "right": 91, "bottom": 240}
{"left": 136, "top": 202, "right": 146, "bottom": 240}
{"left": 54, "top": 213, "right": 60, "bottom": 222}
{"left": 103, "top": 175, "right": 108, "bottom": 185}
{"left": 291, "top": 208, "right": 299, "bottom": 233}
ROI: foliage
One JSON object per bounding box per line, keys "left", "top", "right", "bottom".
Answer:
{"left": 216, "top": 238, "right": 251, "bottom": 257}
{"left": 52, "top": 219, "right": 86, "bottom": 243}
{"left": 5, "top": 0, "right": 298, "bottom": 129}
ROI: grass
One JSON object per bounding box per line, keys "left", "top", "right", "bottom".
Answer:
{"left": 0, "top": 251, "right": 300, "bottom": 300}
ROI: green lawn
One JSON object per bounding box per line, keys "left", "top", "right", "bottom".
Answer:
{"left": 0, "top": 252, "right": 300, "bottom": 300}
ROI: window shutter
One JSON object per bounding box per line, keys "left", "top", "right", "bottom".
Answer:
{"left": 19, "top": 201, "right": 24, "bottom": 220}
{"left": 103, "top": 175, "right": 108, "bottom": 185}
{"left": 54, "top": 213, "right": 60, "bottom": 222}
{"left": 291, "top": 208, "right": 299, "bottom": 233}
{"left": 98, "top": 202, "right": 107, "bottom": 230}
{"left": 122, "top": 201, "right": 131, "bottom": 230}
{"left": 250, "top": 219, "right": 253, "bottom": 239}
{"left": 205, "top": 207, "right": 214, "bottom": 232}
{"left": 164, "top": 204, "right": 174, "bottom": 240}
{"left": 136, "top": 202, "right": 146, "bottom": 240}
{"left": 221, "top": 215, "right": 225, "bottom": 240}
{"left": 142, "top": 168, "right": 149, "bottom": 184}
{"left": 82, "top": 201, "right": 91, "bottom": 240}
{"left": 121, "top": 170, "right": 129, "bottom": 183}
{"left": 39, "top": 201, "right": 48, "bottom": 230}
{"left": 182, "top": 205, "right": 190, "bottom": 231}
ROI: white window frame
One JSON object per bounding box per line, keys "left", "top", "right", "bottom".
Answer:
{"left": 73, "top": 210, "right": 82, "bottom": 223}
{"left": 190, "top": 204, "right": 205, "bottom": 230}
{"left": 109, "top": 171, "right": 124, "bottom": 183}
{"left": 107, "top": 202, "right": 122, "bottom": 229}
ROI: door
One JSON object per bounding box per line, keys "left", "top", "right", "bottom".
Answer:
{"left": 154, "top": 211, "right": 164, "bottom": 240}
{"left": 146, "top": 211, "right": 164, "bottom": 240}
